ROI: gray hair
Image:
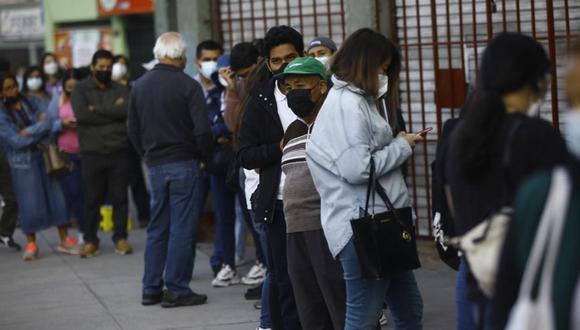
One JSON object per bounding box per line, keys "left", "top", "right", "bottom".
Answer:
{"left": 153, "top": 32, "right": 187, "bottom": 60}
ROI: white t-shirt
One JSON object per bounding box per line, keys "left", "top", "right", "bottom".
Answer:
{"left": 274, "top": 81, "right": 297, "bottom": 200}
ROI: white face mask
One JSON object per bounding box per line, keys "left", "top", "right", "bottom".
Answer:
{"left": 200, "top": 61, "right": 218, "bottom": 80}
{"left": 112, "top": 63, "right": 128, "bottom": 81}
{"left": 44, "top": 62, "right": 58, "bottom": 76}
{"left": 315, "top": 56, "right": 330, "bottom": 67}
{"left": 218, "top": 75, "right": 229, "bottom": 88}
{"left": 26, "top": 77, "right": 42, "bottom": 92}
{"left": 526, "top": 98, "right": 544, "bottom": 117}
{"left": 565, "top": 110, "right": 580, "bottom": 160}
{"left": 377, "top": 74, "right": 389, "bottom": 98}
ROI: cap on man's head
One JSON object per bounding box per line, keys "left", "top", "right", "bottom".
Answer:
{"left": 307, "top": 37, "right": 337, "bottom": 53}
{"left": 276, "top": 57, "right": 328, "bottom": 81}
{"left": 217, "top": 54, "right": 231, "bottom": 69}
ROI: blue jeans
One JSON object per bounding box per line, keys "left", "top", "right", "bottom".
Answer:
{"left": 338, "top": 239, "right": 423, "bottom": 330}
{"left": 457, "top": 258, "right": 477, "bottom": 330}
{"left": 252, "top": 212, "right": 271, "bottom": 329}
{"left": 142, "top": 160, "right": 203, "bottom": 297}
{"left": 60, "top": 153, "right": 84, "bottom": 232}
{"left": 191, "top": 170, "right": 236, "bottom": 269}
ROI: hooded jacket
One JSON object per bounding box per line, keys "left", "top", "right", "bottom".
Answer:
{"left": 305, "top": 75, "right": 414, "bottom": 257}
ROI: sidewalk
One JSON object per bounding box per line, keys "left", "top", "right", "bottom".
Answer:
{"left": 0, "top": 228, "right": 456, "bottom": 330}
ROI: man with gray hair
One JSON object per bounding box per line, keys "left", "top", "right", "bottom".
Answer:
{"left": 129, "top": 32, "right": 213, "bottom": 308}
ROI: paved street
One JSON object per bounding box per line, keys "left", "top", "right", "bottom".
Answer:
{"left": 0, "top": 228, "right": 456, "bottom": 330}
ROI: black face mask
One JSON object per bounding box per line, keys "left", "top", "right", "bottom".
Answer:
{"left": 94, "top": 70, "right": 112, "bottom": 85}
{"left": 3, "top": 95, "right": 19, "bottom": 106}
{"left": 271, "top": 63, "right": 289, "bottom": 76}
{"left": 287, "top": 89, "right": 316, "bottom": 118}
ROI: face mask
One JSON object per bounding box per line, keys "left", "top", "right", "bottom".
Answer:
{"left": 26, "top": 77, "right": 42, "bottom": 92}
{"left": 377, "top": 74, "right": 389, "bottom": 98}
{"left": 200, "top": 61, "right": 218, "bottom": 80}
{"left": 44, "top": 62, "right": 58, "bottom": 75}
{"left": 218, "top": 75, "right": 229, "bottom": 88}
{"left": 315, "top": 56, "right": 330, "bottom": 67}
{"left": 526, "top": 98, "right": 544, "bottom": 117}
{"left": 271, "top": 63, "right": 289, "bottom": 77}
{"left": 287, "top": 89, "right": 317, "bottom": 118}
{"left": 564, "top": 110, "right": 580, "bottom": 160}
{"left": 112, "top": 63, "right": 127, "bottom": 81}
{"left": 94, "top": 70, "right": 112, "bottom": 85}
{"left": 4, "top": 95, "right": 19, "bottom": 105}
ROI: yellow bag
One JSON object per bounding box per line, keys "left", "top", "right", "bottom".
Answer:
{"left": 99, "top": 205, "right": 132, "bottom": 232}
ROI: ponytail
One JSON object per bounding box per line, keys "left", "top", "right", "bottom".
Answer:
{"left": 457, "top": 89, "right": 507, "bottom": 179}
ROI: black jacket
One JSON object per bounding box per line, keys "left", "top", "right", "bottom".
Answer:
{"left": 71, "top": 77, "right": 129, "bottom": 154}
{"left": 237, "top": 78, "right": 283, "bottom": 224}
{"left": 128, "top": 64, "right": 213, "bottom": 167}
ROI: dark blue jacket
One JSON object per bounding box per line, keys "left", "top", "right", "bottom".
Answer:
{"left": 128, "top": 63, "right": 213, "bottom": 167}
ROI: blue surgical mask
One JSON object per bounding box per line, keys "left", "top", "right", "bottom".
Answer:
{"left": 564, "top": 110, "right": 580, "bottom": 160}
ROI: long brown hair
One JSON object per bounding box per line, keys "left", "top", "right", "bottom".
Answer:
{"left": 330, "top": 28, "right": 401, "bottom": 114}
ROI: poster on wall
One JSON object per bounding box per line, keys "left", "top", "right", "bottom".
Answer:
{"left": 0, "top": 7, "right": 44, "bottom": 39}
{"left": 54, "top": 28, "right": 113, "bottom": 69}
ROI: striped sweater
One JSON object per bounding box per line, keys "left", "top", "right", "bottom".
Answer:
{"left": 281, "top": 119, "right": 322, "bottom": 233}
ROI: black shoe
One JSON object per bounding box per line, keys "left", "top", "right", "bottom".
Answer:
{"left": 0, "top": 235, "right": 21, "bottom": 251}
{"left": 161, "top": 290, "right": 207, "bottom": 308}
{"left": 244, "top": 284, "right": 262, "bottom": 300}
{"left": 142, "top": 292, "right": 163, "bottom": 306}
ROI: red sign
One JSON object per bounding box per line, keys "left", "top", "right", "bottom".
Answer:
{"left": 97, "top": 0, "right": 154, "bottom": 16}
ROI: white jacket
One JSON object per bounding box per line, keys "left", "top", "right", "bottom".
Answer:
{"left": 306, "top": 75, "right": 414, "bottom": 257}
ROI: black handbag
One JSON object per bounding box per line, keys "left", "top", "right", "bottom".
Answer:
{"left": 350, "top": 157, "right": 421, "bottom": 279}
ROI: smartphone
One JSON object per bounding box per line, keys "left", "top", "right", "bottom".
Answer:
{"left": 418, "top": 127, "right": 433, "bottom": 137}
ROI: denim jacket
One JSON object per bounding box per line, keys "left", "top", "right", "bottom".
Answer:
{"left": 0, "top": 97, "right": 52, "bottom": 169}
{"left": 305, "top": 76, "right": 414, "bottom": 257}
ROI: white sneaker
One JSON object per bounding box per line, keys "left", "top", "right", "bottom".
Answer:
{"left": 211, "top": 264, "right": 241, "bottom": 287}
{"left": 379, "top": 312, "right": 389, "bottom": 326}
{"left": 242, "top": 262, "right": 267, "bottom": 285}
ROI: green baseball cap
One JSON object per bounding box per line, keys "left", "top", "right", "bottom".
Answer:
{"left": 275, "top": 57, "right": 328, "bottom": 81}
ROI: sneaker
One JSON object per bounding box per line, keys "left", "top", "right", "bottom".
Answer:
{"left": 244, "top": 284, "right": 262, "bottom": 300}
{"left": 77, "top": 233, "right": 85, "bottom": 246}
{"left": 161, "top": 290, "right": 207, "bottom": 308}
{"left": 57, "top": 236, "right": 79, "bottom": 255}
{"left": 242, "top": 262, "right": 266, "bottom": 285}
{"left": 211, "top": 264, "right": 241, "bottom": 287}
{"left": 379, "top": 312, "right": 389, "bottom": 326}
{"left": 0, "top": 235, "right": 22, "bottom": 251}
{"left": 114, "top": 239, "right": 133, "bottom": 256}
{"left": 142, "top": 292, "right": 164, "bottom": 306}
{"left": 22, "top": 242, "right": 38, "bottom": 261}
{"left": 79, "top": 243, "right": 100, "bottom": 258}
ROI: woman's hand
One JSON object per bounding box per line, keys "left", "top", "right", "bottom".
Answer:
{"left": 37, "top": 113, "right": 46, "bottom": 122}
{"left": 397, "top": 132, "right": 424, "bottom": 148}
{"left": 63, "top": 118, "right": 77, "bottom": 129}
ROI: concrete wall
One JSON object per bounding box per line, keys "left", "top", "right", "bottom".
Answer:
{"left": 344, "top": 0, "right": 395, "bottom": 39}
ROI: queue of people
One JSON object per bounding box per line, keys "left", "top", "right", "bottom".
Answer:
{"left": 1, "top": 25, "right": 579, "bottom": 330}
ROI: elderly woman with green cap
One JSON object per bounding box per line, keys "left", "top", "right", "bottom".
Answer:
{"left": 279, "top": 56, "right": 346, "bottom": 330}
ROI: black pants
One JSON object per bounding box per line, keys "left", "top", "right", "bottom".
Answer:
{"left": 266, "top": 201, "right": 302, "bottom": 330}
{"left": 287, "top": 230, "right": 346, "bottom": 330}
{"left": 128, "top": 144, "right": 149, "bottom": 223}
{"left": 81, "top": 150, "right": 129, "bottom": 245}
{"left": 0, "top": 153, "right": 17, "bottom": 237}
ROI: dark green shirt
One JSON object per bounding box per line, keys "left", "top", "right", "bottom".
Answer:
{"left": 493, "top": 168, "right": 580, "bottom": 330}
{"left": 71, "top": 77, "right": 129, "bottom": 154}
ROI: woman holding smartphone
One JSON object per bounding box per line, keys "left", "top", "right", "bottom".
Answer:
{"left": 47, "top": 69, "right": 87, "bottom": 242}
{"left": 306, "top": 28, "right": 424, "bottom": 330}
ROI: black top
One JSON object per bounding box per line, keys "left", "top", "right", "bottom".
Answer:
{"left": 71, "top": 77, "right": 129, "bottom": 154}
{"left": 128, "top": 63, "right": 213, "bottom": 167}
{"left": 237, "top": 78, "right": 283, "bottom": 224}
{"left": 445, "top": 113, "right": 569, "bottom": 235}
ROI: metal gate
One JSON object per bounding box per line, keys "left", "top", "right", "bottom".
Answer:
{"left": 395, "top": 0, "right": 580, "bottom": 237}
{"left": 216, "top": 0, "right": 347, "bottom": 50}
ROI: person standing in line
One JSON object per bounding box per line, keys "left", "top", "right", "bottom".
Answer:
{"left": 237, "top": 25, "right": 304, "bottom": 330}
{"left": 41, "top": 53, "right": 62, "bottom": 98}
{"left": 21, "top": 66, "right": 51, "bottom": 108}
{"left": 0, "top": 73, "right": 78, "bottom": 260}
{"left": 279, "top": 57, "right": 347, "bottom": 329}
{"left": 130, "top": 32, "right": 212, "bottom": 308}
{"left": 306, "top": 28, "right": 424, "bottom": 330}
{"left": 112, "top": 54, "right": 150, "bottom": 229}
{"left": 305, "top": 37, "right": 337, "bottom": 67}
{"left": 72, "top": 49, "right": 132, "bottom": 258}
